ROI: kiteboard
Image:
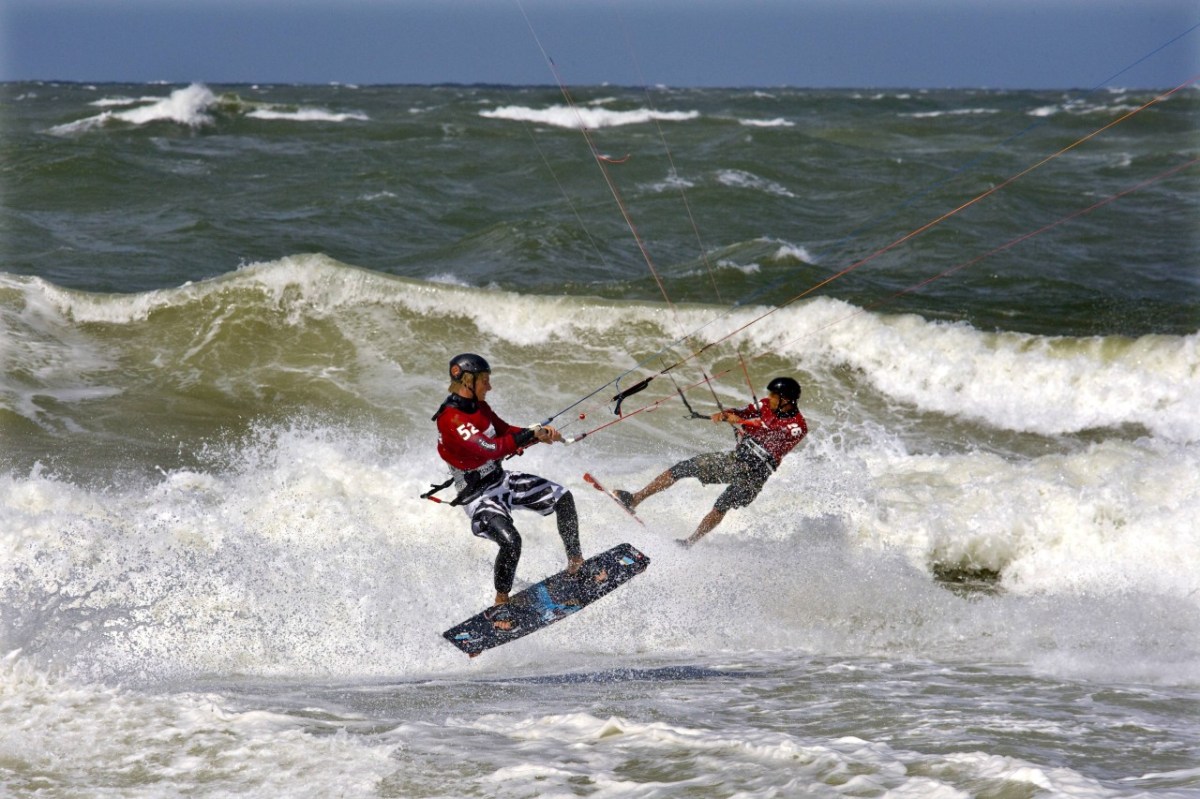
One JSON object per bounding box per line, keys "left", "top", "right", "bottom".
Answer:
{"left": 583, "top": 472, "right": 643, "bottom": 525}
{"left": 442, "top": 542, "right": 650, "bottom": 657}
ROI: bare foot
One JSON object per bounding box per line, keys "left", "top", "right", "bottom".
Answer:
{"left": 484, "top": 602, "right": 516, "bottom": 632}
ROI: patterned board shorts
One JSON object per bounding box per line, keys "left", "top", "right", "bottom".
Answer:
{"left": 670, "top": 450, "right": 772, "bottom": 513}
{"left": 459, "top": 470, "right": 567, "bottom": 537}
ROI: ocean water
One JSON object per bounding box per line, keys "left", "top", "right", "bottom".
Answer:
{"left": 1, "top": 80, "right": 1199, "bottom": 797}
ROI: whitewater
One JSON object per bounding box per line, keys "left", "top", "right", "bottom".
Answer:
{"left": 2, "top": 79, "right": 1198, "bottom": 797}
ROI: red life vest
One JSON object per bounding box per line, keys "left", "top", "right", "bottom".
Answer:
{"left": 735, "top": 398, "right": 808, "bottom": 467}
{"left": 435, "top": 396, "right": 524, "bottom": 472}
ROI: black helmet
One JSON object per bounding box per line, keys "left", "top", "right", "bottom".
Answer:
{"left": 449, "top": 353, "right": 491, "bottom": 381}
{"left": 767, "top": 376, "right": 801, "bottom": 403}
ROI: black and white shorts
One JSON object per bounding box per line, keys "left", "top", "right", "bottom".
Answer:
{"left": 460, "top": 470, "right": 566, "bottom": 537}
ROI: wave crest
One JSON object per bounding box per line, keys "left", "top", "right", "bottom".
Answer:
{"left": 480, "top": 103, "right": 699, "bottom": 129}
{"left": 49, "top": 83, "right": 368, "bottom": 135}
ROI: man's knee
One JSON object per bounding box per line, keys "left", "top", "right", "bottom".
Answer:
{"left": 485, "top": 514, "right": 522, "bottom": 554}
{"left": 484, "top": 514, "right": 522, "bottom": 594}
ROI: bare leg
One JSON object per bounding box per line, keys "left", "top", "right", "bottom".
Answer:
{"left": 629, "top": 469, "right": 677, "bottom": 509}
{"left": 678, "top": 508, "right": 726, "bottom": 548}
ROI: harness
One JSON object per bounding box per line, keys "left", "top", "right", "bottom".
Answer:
{"left": 422, "top": 460, "right": 504, "bottom": 505}
{"left": 734, "top": 436, "right": 777, "bottom": 473}
{"left": 424, "top": 391, "right": 541, "bottom": 505}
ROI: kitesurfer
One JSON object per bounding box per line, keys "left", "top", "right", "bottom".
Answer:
{"left": 614, "top": 377, "right": 808, "bottom": 547}
{"left": 432, "top": 353, "right": 583, "bottom": 630}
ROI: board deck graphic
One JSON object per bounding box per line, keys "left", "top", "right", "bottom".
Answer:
{"left": 442, "top": 542, "right": 650, "bottom": 657}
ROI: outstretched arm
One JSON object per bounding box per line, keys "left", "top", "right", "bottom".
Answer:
{"left": 531, "top": 424, "right": 563, "bottom": 444}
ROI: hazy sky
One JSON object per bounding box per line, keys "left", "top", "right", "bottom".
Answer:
{"left": 3, "top": 0, "right": 1198, "bottom": 88}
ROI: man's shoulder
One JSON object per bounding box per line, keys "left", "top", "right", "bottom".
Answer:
{"left": 737, "top": 400, "right": 764, "bottom": 417}
{"left": 476, "top": 400, "right": 509, "bottom": 426}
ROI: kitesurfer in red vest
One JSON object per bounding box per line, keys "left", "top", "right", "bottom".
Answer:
{"left": 614, "top": 377, "right": 808, "bottom": 547}
{"left": 432, "top": 353, "right": 583, "bottom": 630}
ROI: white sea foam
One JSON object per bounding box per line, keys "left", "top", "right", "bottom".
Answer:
{"left": 769, "top": 238, "right": 817, "bottom": 263}
{"left": 716, "top": 258, "right": 762, "bottom": 275}
{"left": 716, "top": 169, "right": 797, "bottom": 198}
{"left": 246, "top": 108, "right": 368, "bottom": 122}
{"left": 4, "top": 262, "right": 1199, "bottom": 676}
{"left": 708, "top": 239, "right": 814, "bottom": 277}
{"left": 88, "top": 95, "right": 163, "bottom": 108}
{"left": 49, "top": 83, "right": 368, "bottom": 135}
{"left": 1027, "top": 99, "right": 1143, "bottom": 118}
{"left": 738, "top": 117, "right": 795, "bottom": 127}
{"left": 6, "top": 79, "right": 1198, "bottom": 798}
{"left": 644, "top": 171, "right": 696, "bottom": 193}
{"left": 4, "top": 262, "right": 1198, "bottom": 678}
{"left": 904, "top": 108, "right": 1000, "bottom": 119}
{"left": 6, "top": 259, "right": 1197, "bottom": 443}
{"left": 0, "top": 652, "right": 396, "bottom": 796}
{"left": 4, "top": 644, "right": 1173, "bottom": 798}
{"left": 50, "top": 84, "right": 219, "bottom": 134}
{"left": 839, "top": 436, "right": 1200, "bottom": 599}
{"left": 1, "top": 361, "right": 1197, "bottom": 799}
{"left": 794, "top": 306, "right": 1200, "bottom": 442}
{"left": 3, "top": 412, "right": 1197, "bottom": 684}
{"left": 0, "top": 274, "right": 125, "bottom": 432}
{"left": 479, "top": 103, "right": 700, "bottom": 129}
